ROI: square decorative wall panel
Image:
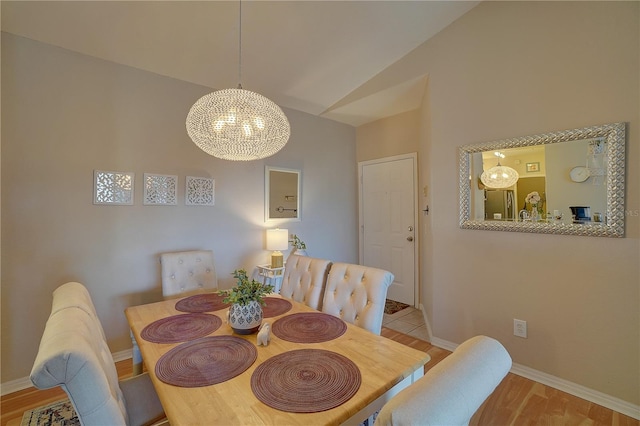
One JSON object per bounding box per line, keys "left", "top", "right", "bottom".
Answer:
{"left": 94, "top": 170, "right": 135, "bottom": 205}
{"left": 143, "top": 173, "right": 178, "bottom": 205}
{"left": 186, "top": 176, "right": 215, "bottom": 206}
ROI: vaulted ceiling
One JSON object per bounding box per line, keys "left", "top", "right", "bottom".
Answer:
{"left": 1, "top": 1, "right": 479, "bottom": 126}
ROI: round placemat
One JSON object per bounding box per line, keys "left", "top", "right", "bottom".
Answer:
{"left": 262, "top": 297, "right": 292, "bottom": 318}
{"left": 155, "top": 335, "right": 257, "bottom": 387}
{"left": 251, "top": 349, "right": 361, "bottom": 413}
{"left": 140, "top": 313, "right": 221, "bottom": 343}
{"left": 175, "top": 293, "right": 230, "bottom": 313}
{"left": 272, "top": 312, "right": 347, "bottom": 343}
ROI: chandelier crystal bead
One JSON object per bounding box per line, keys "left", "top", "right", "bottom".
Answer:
{"left": 186, "top": 87, "right": 290, "bottom": 161}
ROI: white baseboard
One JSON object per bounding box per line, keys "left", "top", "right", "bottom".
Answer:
{"left": 429, "top": 337, "right": 640, "bottom": 420}
{"left": 0, "top": 349, "right": 133, "bottom": 396}
{"left": 0, "top": 376, "right": 32, "bottom": 396}
{"left": 112, "top": 348, "right": 133, "bottom": 363}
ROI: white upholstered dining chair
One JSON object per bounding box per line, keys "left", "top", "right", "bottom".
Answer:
{"left": 374, "top": 335, "right": 512, "bottom": 426}
{"left": 48, "top": 281, "right": 107, "bottom": 339}
{"left": 322, "top": 262, "right": 393, "bottom": 335}
{"left": 159, "top": 250, "right": 218, "bottom": 298}
{"left": 279, "top": 254, "right": 332, "bottom": 310}
{"left": 130, "top": 249, "right": 219, "bottom": 374}
{"left": 31, "top": 282, "right": 166, "bottom": 426}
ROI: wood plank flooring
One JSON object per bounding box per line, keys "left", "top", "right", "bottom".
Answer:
{"left": 380, "top": 328, "right": 638, "bottom": 426}
{"left": 1, "top": 359, "right": 133, "bottom": 426}
{"left": 2, "top": 328, "right": 637, "bottom": 426}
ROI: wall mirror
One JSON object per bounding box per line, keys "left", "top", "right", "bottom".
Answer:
{"left": 459, "top": 122, "right": 626, "bottom": 237}
{"left": 265, "top": 166, "right": 301, "bottom": 222}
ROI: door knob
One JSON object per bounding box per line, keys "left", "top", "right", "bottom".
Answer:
{"left": 407, "top": 236, "right": 414, "bottom": 242}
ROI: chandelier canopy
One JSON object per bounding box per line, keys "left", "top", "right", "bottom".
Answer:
{"left": 186, "top": 1, "right": 290, "bottom": 161}
{"left": 186, "top": 87, "right": 290, "bottom": 161}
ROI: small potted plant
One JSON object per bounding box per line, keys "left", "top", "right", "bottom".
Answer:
{"left": 289, "top": 234, "right": 307, "bottom": 256}
{"left": 221, "top": 269, "right": 273, "bottom": 335}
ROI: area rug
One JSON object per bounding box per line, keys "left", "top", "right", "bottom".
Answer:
{"left": 21, "top": 399, "right": 79, "bottom": 426}
{"left": 384, "top": 299, "right": 410, "bottom": 315}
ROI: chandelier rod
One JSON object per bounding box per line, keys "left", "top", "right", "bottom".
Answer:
{"left": 237, "top": 0, "right": 242, "bottom": 89}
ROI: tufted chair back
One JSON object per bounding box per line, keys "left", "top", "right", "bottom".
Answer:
{"left": 31, "top": 283, "right": 165, "bottom": 426}
{"left": 279, "top": 255, "right": 332, "bottom": 310}
{"left": 50, "top": 281, "right": 106, "bottom": 340}
{"left": 375, "top": 335, "right": 512, "bottom": 426}
{"left": 322, "top": 263, "right": 393, "bottom": 335}
{"left": 160, "top": 250, "right": 217, "bottom": 298}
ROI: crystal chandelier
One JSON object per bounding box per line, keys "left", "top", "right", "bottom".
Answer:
{"left": 480, "top": 152, "right": 519, "bottom": 189}
{"left": 186, "top": 2, "right": 290, "bottom": 161}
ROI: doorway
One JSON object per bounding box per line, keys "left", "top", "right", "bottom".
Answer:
{"left": 517, "top": 176, "right": 546, "bottom": 213}
{"left": 358, "top": 153, "right": 418, "bottom": 307}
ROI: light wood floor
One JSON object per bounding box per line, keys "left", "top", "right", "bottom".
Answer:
{"left": 2, "top": 328, "right": 638, "bottom": 426}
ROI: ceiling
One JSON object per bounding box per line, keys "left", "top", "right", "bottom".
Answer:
{"left": 1, "top": 1, "right": 479, "bottom": 127}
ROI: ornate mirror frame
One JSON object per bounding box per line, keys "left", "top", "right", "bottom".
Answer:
{"left": 459, "top": 122, "right": 626, "bottom": 237}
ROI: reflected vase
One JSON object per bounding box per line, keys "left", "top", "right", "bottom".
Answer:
{"left": 530, "top": 207, "right": 539, "bottom": 222}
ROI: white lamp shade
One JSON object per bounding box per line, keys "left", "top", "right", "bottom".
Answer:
{"left": 266, "top": 229, "right": 289, "bottom": 251}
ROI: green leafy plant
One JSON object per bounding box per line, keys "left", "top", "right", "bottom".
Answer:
{"left": 221, "top": 269, "right": 273, "bottom": 306}
{"left": 290, "top": 234, "right": 306, "bottom": 249}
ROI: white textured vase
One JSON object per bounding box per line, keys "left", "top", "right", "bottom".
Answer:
{"left": 228, "top": 301, "right": 263, "bottom": 335}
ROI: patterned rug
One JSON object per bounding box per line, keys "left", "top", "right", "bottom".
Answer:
{"left": 21, "top": 399, "right": 78, "bottom": 426}
{"left": 384, "top": 299, "right": 410, "bottom": 315}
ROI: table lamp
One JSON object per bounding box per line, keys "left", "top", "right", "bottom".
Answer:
{"left": 266, "top": 228, "right": 288, "bottom": 268}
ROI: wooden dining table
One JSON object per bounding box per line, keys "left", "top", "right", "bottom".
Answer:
{"left": 125, "top": 293, "right": 430, "bottom": 425}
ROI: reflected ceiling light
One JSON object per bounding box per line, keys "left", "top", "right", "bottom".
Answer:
{"left": 480, "top": 152, "right": 519, "bottom": 189}
{"left": 186, "top": 1, "right": 290, "bottom": 161}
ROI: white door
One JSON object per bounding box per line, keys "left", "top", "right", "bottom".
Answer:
{"left": 359, "top": 154, "right": 417, "bottom": 306}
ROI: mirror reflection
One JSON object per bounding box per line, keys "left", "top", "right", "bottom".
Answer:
{"left": 265, "top": 166, "right": 301, "bottom": 222}
{"left": 475, "top": 139, "right": 606, "bottom": 223}
{"left": 459, "top": 122, "right": 625, "bottom": 237}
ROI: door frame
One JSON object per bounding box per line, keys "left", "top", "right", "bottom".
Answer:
{"left": 358, "top": 153, "right": 419, "bottom": 308}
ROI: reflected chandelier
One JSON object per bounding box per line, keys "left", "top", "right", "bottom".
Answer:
{"left": 186, "top": 2, "right": 290, "bottom": 161}
{"left": 480, "top": 152, "right": 519, "bottom": 189}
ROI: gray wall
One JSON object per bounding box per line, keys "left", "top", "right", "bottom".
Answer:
{"left": 421, "top": 1, "right": 639, "bottom": 406}
{"left": 1, "top": 33, "right": 358, "bottom": 382}
{"left": 358, "top": 1, "right": 639, "bottom": 408}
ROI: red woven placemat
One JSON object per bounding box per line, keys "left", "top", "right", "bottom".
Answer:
{"left": 262, "top": 297, "right": 292, "bottom": 318}
{"left": 272, "top": 312, "right": 347, "bottom": 343}
{"left": 174, "top": 293, "right": 230, "bottom": 313}
{"left": 155, "top": 336, "right": 257, "bottom": 387}
{"left": 140, "top": 313, "right": 221, "bottom": 343}
{"left": 251, "top": 349, "right": 361, "bottom": 413}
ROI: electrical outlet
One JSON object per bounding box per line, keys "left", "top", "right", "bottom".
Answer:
{"left": 514, "top": 319, "right": 527, "bottom": 338}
